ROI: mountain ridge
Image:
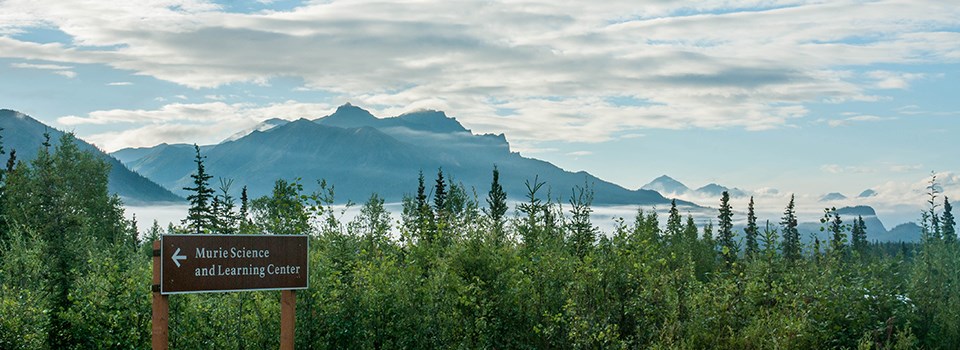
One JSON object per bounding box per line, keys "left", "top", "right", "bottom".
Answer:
{"left": 115, "top": 104, "right": 690, "bottom": 207}
{"left": 0, "top": 109, "right": 183, "bottom": 204}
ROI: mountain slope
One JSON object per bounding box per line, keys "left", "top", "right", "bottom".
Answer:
{"left": 0, "top": 109, "right": 182, "bottom": 204}
{"left": 115, "top": 104, "right": 686, "bottom": 206}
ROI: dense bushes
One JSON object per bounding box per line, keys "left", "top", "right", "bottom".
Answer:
{"left": 0, "top": 135, "right": 958, "bottom": 348}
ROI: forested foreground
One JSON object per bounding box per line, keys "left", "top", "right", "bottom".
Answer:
{"left": 1, "top": 135, "right": 960, "bottom": 349}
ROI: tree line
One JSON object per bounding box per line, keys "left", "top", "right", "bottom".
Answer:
{"left": 1, "top": 135, "right": 958, "bottom": 349}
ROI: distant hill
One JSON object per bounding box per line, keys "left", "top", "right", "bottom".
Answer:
{"left": 858, "top": 189, "right": 877, "bottom": 198}
{"left": 877, "top": 222, "right": 923, "bottom": 242}
{"left": 113, "top": 104, "right": 689, "bottom": 207}
{"left": 639, "top": 175, "right": 747, "bottom": 200}
{"left": 641, "top": 175, "right": 690, "bottom": 195}
{"left": 819, "top": 192, "right": 848, "bottom": 202}
{"left": 794, "top": 205, "right": 924, "bottom": 242}
{"left": 836, "top": 205, "right": 878, "bottom": 217}
{"left": 695, "top": 183, "right": 747, "bottom": 198}
{"left": 0, "top": 109, "right": 182, "bottom": 204}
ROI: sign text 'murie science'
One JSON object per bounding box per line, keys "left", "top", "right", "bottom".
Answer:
{"left": 194, "top": 246, "right": 301, "bottom": 278}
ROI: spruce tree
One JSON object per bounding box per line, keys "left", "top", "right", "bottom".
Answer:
{"left": 781, "top": 194, "right": 801, "bottom": 262}
{"left": 685, "top": 214, "right": 700, "bottom": 244}
{"left": 666, "top": 199, "right": 683, "bottom": 240}
{"left": 851, "top": 215, "right": 868, "bottom": 254}
{"left": 5, "top": 149, "right": 15, "bottom": 173}
{"left": 568, "top": 183, "right": 596, "bottom": 258}
{"left": 0, "top": 127, "right": 4, "bottom": 229}
{"left": 238, "top": 185, "right": 257, "bottom": 234}
{"left": 415, "top": 170, "right": 432, "bottom": 240}
{"left": 485, "top": 165, "right": 508, "bottom": 236}
{"left": 240, "top": 185, "right": 249, "bottom": 219}
{"left": 0, "top": 127, "right": 4, "bottom": 183}
{"left": 517, "top": 176, "right": 546, "bottom": 247}
{"left": 924, "top": 173, "right": 942, "bottom": 240}
{"left": 633, "top": 207, "right": 660, "bottom": 243}
{"left": 744, "top": 196, "right": 759, "bottom": 259}
{"left": 943, "top": 196, "right": 956, "bottom": 243}
{"left": 212, "top": 178, "right": 239, "bottom": 234}
{"left": 434, "top": 168, "right": 447, "bottom": 216}
{"left": 825, "top": 207, "right": 845, "bottom": 255}
{"left": 717, "top": 191, "right": 736, "bottom": 265}
{"left": 183, "top": 144, "right": 214, "bottom": 234}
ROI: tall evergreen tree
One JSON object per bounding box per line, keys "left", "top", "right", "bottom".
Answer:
{"left": 666, "top": 199, "right": 683, "bottom": 240}
{"left": 434, "top": 168, "right": 447, "bottom": 217}
{"left": 943, "top": 196, "right": 956, "bottom": 243}
{"left": 0, "top": 127, "right": 5, "bottom": 183}
{"left": 821, "top": 207, "right": 845, "bottom": 255}
{"left": 212, "top": 178, "right": 239, "bottom": 234}
{"left": 3, "top": 133, "right": 127, "bottom": 348}
{"left": 781, "top": 194, "right": 801, "bottom": 262}
{"left": 632, "top": 207, "right": 660, "bottom": 243}
{"left": 5, "top": 149, "right": 15, "bottom": 173}
{"left": 924, "top": 173, "right": 942, "bottom": 240}
{"left": 484, "top": 165, "right": 508, "bottom": 236}
{"left": 701, "top": 219, "right": 714, "bottom": 244}
{"left": 183, "top": 144, "right": 214, "bottom": 234}
{"left": 240, "top": 185, "right": 249, "bottom": 219}
{"left": 432, "top": 168, "right": 449, "bottom": 243}
{"left": 717, "top": 191, "right": 736, "bottom": 265}
{"left": 517, "top": 176, "right": 547, "bottom": 247}
{"left": 415, "top": 170, "right": 432, "bottom": 240}
{"left": 851, "top": 215, "right": 868, "bottom": 253}
{"left": 238, "top": 185, "right": 257, "bottom": 234}
{"left": 0, "top": 127, "right": 5, "bottom": 232}
{"left": 567, "top": 183, "right": 596, "bottom": 258}
{"left": 685, "top": 215, "right": 701, "bottom": 244}
{"left": 744, "top": 196, "right": 759, "bottom": 259}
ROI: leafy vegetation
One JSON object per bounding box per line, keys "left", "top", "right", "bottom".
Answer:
{"left": 1, "top": 134, "right": 959, "bottom": 349}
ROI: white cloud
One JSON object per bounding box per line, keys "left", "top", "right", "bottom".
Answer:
{"left": 52, "top": 70, "right": 76, "bottom": 78}
{"left": 827, "top": 114, "right": 893, "bottom": 127}
{"left": 71, "top": 101, "right": 335, "bottom": 151}
{"left": 10, "top": 61, "right": 76, "bottom": 78}
{"left": 10, "top": 62, "right": 72, "bottom": 70}
{"left": 820, "top": 164, "right": 874, "bottom": 174}
{"left": 866, "top": 70, "right": 933, "bottom": 89}
{"left": 890, "top": 164, "right": 924, "bottom": 173}
{"left": 0, "top": 0, "right": 957, "bottom": 147}
{"left": 107, "top": 81, "right": 132, "bottom": 86}
{"left": 566, "top": 151, "right": 593, "bottom": 157}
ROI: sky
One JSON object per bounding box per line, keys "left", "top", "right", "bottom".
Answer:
{"left": 1, "top": 0, "right": 958, "bottom": 225}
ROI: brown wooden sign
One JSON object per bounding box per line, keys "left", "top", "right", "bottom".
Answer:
{"left": 160, "top": 234, "right": 308, "bottom": 294}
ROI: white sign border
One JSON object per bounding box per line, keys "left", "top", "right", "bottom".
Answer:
{"left": 160, "top": 234, "right": 310, "bottom": 295}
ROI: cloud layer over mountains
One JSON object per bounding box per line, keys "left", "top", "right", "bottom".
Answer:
{"left": 2, "top": 0, "right": 957, "bottom": 150}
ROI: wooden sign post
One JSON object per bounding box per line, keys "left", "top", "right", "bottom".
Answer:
{"left": 152, "top": 234, "right": 309, "bottom": 349}
{"left": 152, "top": 240, "right": 169, "bottom": 350}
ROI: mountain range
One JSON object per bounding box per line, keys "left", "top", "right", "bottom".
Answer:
{"left": 0, "top": 109, "right": 182, "bottom": 204}
{"left": 112, "top": 104, "right": 686, "bottom": 207}
{"left": 1, "top": 105, "right": 923, "bottom": 241}
{"left": 638, "top": 176, "right": 921, "bottom": 242}
{"left": 641, "top": 175, "right": 747, "bottom": 198}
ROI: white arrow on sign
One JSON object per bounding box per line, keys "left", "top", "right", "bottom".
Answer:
{"left": 171, "top": 247, "right": 187, "bottom": 267}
